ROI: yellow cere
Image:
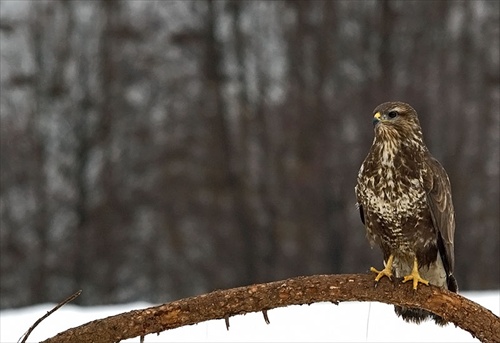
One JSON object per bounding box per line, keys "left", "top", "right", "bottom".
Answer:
{"left": 374, "top": 112, "right": 381, "bottom": 120}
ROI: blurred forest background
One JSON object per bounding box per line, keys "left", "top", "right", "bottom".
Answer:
{"left": 1, "top": 0, "right": 499, "bottom": 309}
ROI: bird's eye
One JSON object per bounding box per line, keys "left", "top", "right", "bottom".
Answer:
{"left": 388, "top": 111, "right": 398, "bottom": 119}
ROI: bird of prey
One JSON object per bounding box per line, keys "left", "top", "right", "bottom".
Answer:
{"left": 355, "top": 101, "right": 458, "bottom": 325}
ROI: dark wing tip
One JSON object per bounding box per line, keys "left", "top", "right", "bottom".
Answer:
{"left": 447, "top": 274, "right": 458, "bottom": 293}
{"left": 357, "top": 203, "right": 365, "bottom": 225}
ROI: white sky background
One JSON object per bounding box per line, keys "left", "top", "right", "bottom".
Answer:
{"left": 1, "top": 291, "right": 498, "bottom": 343}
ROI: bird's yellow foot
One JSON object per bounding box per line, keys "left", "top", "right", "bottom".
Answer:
{"left": 370, "top": 266, "right": 393, "bottom": 282}
{"left": 370, "top": 255, "right": 394, "bottom": 282}
{"left": 402, "top": 258, "right": 429, "bottom": 290}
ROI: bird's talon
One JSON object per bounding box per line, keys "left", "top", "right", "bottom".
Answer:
{"left": 402, "top": 258, "right": 430, "bottom": 290}
{"left": 370, "top": 255, "right": 394, "bottom": 284}
{"left": 371, "top": 268, "right": 393, "bottom": 282}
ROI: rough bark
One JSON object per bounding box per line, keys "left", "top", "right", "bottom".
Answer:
{"left": 41, "top": 274, "right": 499, "bottom": 343}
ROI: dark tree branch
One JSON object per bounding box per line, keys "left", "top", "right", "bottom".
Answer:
{"left": 19, "top": 290, "right": 82, "bottom": 343}
{"left": 41, "top": 274, "right": 499, "bottom": 343}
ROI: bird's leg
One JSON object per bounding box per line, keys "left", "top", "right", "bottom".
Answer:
{"left": 370, "top": 254, "right": 394, "bottom": 283}
{"left": 402, "top": 257, "right": 429, "bottom": 290}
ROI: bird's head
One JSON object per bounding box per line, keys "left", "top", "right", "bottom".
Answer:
{"left": 372, "top": 102, "right": 422, "bottom": 139}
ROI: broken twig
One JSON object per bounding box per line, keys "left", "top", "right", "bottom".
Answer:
{"left": 19, "top": 290, "right": 82, "bottom": 343}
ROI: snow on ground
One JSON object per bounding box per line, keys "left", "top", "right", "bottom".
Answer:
{"left": 1, "top": 291, "right": 498, "bottom": 342}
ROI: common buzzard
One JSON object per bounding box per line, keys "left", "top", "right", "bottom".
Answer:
{"left": 355, "top": 102, "right": 458, "bottom": 325}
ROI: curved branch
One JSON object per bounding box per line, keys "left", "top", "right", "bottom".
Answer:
{"left": 41, "top": 274, "right": 499, "bottom": 343}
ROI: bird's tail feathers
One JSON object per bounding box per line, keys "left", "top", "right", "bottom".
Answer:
{"left": 394, "top": 306, "right": 448, "bottom": 326}
{"left": 394, "top": 274, "right": 457, "bottom": 326}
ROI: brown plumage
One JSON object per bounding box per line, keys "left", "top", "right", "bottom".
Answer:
{"left": 355, "top": 102, "right": 458, "bottom": 325}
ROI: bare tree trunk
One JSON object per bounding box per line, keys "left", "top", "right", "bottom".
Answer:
{"left": 40, "top": 274, "right": 499, "bottom": 343}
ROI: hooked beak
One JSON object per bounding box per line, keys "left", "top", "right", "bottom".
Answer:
{"left": 373, "top": 112, "right": 382, "bottom": 126}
